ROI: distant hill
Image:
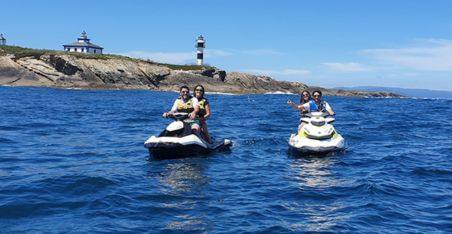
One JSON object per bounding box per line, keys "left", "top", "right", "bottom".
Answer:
{"left": 336, "top": 86, "right": 452, "bottom": 99}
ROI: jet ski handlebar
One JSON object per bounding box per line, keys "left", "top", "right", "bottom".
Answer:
{"left": 166, "top": 112, "right": 189, "bottom": 120}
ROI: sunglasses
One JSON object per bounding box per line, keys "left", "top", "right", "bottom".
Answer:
{"left": 181, "top": 90, "right": 189, "bottom": 94}
{"left": 195, "top": 89, "right": 203, "bottom": 92}
{"left": 313, "top": 94, "right": 320, "bottom": 97}
{"left": 303, "top": 93, "right": 310, "bottom": 96}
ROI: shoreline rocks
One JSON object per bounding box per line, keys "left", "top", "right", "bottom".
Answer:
{"left": 0, "top": 47, "right": 403, "bottom": 98}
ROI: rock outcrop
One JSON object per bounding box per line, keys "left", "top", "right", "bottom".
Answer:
{"left": 0, "top": 46, "right": 403, "bottom": 97}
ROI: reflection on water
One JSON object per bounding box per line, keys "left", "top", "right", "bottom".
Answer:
{"left": 165, "top": 215, "right": 205, "bottom": 231}
{"left": 289, "top": 157, "right": 348, "bottom": 231}
{"left": 158, "top": 161, "right": 209, "bottom": 193}
{"left": 289, "top": 157, "right": 339, "bottom": 188}
{"left": 153, "top": 159, "right": 210, "bottom": 231}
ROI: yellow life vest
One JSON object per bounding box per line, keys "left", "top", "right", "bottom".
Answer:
{"left": 197, "top": 98, "right": 209, "bottom": 117}
{"left": 176, "top": 97, "right": 194, "bottom": 113}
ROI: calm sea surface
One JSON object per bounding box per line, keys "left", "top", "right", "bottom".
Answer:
{"left": 0, "top": 86, "right": 451, "bottom": 233}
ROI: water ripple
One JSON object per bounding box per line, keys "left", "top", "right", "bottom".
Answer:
{"left": 0, "top": 87, "right": 451, "bottom": 232}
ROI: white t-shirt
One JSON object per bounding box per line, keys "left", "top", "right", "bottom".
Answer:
{"left": 301, "top": 101, "right": 333, "bottom": 113}
{"left": 170, "top": 97, "right": 199, "bottom": 113}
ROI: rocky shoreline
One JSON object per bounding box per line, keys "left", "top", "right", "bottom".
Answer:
{"left": 0, "top": 45, "right": 402, "bottom": 97}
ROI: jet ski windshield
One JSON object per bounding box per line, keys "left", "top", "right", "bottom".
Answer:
{"left": 305, "top": 112, "right": 329, "bottom": 118}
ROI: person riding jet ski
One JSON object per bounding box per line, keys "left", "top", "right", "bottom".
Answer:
{"left": 163, "top": 85, "right": 201, "bottom": 134}
{"left": 193, "top": 85, "right": 212, "bottom": 144}
{"left": 288, "top": 90, "right": 312, "bottom": 117}
{"left": 288, "top": 90, "right": 335, "bottom": 116}
{"left": 287, "top": 90, "right": 344, "bottom": 155}
{"left": 145, "top": 85, "right": 232, "bottom": 159}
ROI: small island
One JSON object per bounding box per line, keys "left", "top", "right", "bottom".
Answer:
{"left": 0, "top": 45, "right": 402, "bottom": 98}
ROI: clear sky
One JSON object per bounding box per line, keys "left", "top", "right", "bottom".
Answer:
{"left": 2, "top": 0, "right": 452, "bottom": 91}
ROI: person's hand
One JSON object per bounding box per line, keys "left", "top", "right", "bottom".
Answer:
{"left": 189, "top": 112, "right": 196, "bottom": 120}
{"left": 162, "top": 112, "right": 168, "bottom": 118}
{"left": 287, "top": 100, "right": 294, "bottom": 105}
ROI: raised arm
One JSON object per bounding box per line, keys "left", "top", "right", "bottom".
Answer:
{"left": 287, "top": 100, "right": 305, "bottom": 111}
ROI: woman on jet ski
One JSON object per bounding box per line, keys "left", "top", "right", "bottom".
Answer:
{"left": 287, "top": 90, "right": 311, "bottom": 116}
{"left": 194, "top": 85, "right": 212, "bottom": 143}
{"left": 163, "top": 85, "right": 201, "bottom": 133}
{"left": 287, "top": 90, "right": 335, "bottom": 115}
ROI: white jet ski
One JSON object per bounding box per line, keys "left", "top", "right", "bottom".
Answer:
{"left": 144, "top": 113, "right": 232, "bottom": 159}
{"left": 288, "top": 112, "right": 345, "bottom": 155}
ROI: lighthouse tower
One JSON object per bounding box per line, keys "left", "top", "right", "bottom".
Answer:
{"left": 196, "top": 35, "right": 205, "bottom": 65}
{"left": 0, "top": 34, "right": 6, "bottom": 46}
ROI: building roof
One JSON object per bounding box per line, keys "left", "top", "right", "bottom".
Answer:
{"left": 63, "top": 41, "right": 103, "bottom": 49}
{"left": 0, "top": 34, "right": 5, "bottom": 40}
{"left": 63, "top": 31, "right": 103, "bottom": 49}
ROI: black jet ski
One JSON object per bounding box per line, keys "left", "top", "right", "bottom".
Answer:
{"left": 144, "top": 113, "right": 232, "bottom": 159}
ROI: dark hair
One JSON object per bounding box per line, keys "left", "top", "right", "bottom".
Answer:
{"left": 312, "top": 90, "right": 322, "bottom": 97}
{"left": 300, "top": 90, "right": 311, "bottom": 104}
{"left": 194, "top": 84, "right": 205, "bottom": 97}
{"left": 180, "top": 85, "right": 190, "bottom": 92}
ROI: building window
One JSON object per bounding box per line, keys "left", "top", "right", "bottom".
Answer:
{"left": 94, "top": 49, "right": 96, "bottom": 54}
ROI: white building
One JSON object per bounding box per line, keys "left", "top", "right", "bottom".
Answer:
{"left": 0, "top": 34, "right": 6, "bottom": 46}
{"left": 63, "top": 31, "right": 103, "bottom": 54}
{"left": 195, "top": 35, "right": 205, "bottom": 65}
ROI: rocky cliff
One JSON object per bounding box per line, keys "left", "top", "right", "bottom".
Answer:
{"left": 0, "top": 46, "right": 402, "bottom": 97}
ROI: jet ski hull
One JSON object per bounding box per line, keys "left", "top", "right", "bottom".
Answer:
{"left": 288, "top": 145, "right": 344, "bottom": 155}
{"left": 288, "top": 134, "right": 345, "bottom": 155}
{"left": 148, "top": 143, "right": 212, "bottom": 159}
{"left": 145, "top": 135, "right": 232, "bottom": 159}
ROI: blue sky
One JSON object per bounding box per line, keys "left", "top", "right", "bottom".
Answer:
{"left": 2, "top": 0, "right": 452, "bottom": 91}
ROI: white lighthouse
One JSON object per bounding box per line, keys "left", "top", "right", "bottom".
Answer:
{"left": 196, "top": 35, "right": 205, "bottom": 66}
{"left": 0, "top": 34, "right": 6, "bottom": 46}
{"left": 63, "top": 31, "right": 103, "bottom": 54}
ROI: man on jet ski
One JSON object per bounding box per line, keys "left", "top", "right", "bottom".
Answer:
{"left": 163, "top": 85, "right": 201, "bottom": 133}
{"left": 287, "top": 90, "right": 335, "bottom": 115}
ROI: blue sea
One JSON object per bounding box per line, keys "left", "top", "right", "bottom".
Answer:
{"left": 0, "top": 86, "right": 451, "bottom": 233}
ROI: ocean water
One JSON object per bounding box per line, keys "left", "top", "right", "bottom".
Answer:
{"left": 0, "top": 86, "right": 451, "bottom": 233}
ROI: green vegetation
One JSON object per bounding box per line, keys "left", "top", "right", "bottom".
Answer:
{"left": 0, "top": 45, "right": 213, "bottom": 70}
{"left": 155, "top": 63, "right": 210, "bottom": 71}
{"left": 0, "top": 45, "right": 51, "bottom": 59}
